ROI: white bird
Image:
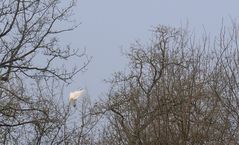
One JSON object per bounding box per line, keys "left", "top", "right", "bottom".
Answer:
{"left": 69, "top": 90, "right": 85, "bottom": 107}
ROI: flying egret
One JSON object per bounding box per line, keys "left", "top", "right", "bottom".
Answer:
{"left": 69, "top": 89, "right": 85, "bottom": 107}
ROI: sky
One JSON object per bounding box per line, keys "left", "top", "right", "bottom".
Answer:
{"left": 61, "top": 0, "right": 239, "bottom": 101}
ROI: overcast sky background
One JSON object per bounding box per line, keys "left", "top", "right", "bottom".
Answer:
{"left": 61, "top": 0, "right": 239, "bottom": 101}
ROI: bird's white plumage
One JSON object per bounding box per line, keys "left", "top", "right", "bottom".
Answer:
{"left": 69, "top": 90, "right": 85, "bottom": 107}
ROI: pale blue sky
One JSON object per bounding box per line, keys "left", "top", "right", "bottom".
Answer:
{"left": 62, "top": 0, "right": 239, "bottom": 100}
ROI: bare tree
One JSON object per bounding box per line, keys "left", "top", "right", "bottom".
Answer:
{"left": 0, "top": 0, "right": 96, "bottom": 144}
{"left": 96, "top": 24, "right": 239, "bottom": 145}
